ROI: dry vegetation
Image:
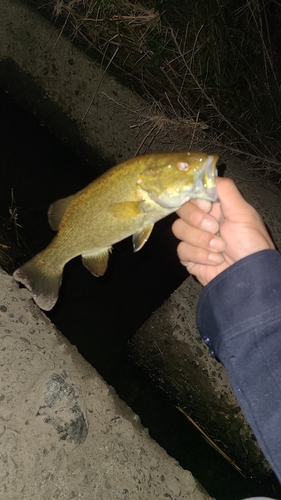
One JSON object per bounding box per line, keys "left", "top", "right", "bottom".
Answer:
{"left": 0, "top": 190, "right": 30, "bottom": 273}
{"left": 45, "top": 0, "right": 281, "bottom": 176}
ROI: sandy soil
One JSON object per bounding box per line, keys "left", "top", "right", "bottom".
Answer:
{"left": 0, "top": 269, "right": 212, "bottom": 499}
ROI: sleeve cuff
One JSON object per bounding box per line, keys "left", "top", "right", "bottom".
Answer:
{"left": 196, "top": 249, "right": 281, "bottom": 357}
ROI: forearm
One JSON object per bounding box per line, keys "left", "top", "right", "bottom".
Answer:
{"left": 196, "top": 249, "right": 281, "bottom": 482}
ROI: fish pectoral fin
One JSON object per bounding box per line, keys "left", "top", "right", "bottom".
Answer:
{"left": 110, "top": 201, "right": 153, "bottom": 219}
{"left": 133, "top": 224, "right": 154, "bottom": 252}
{"left": 81, "top": 248, "right": 112, "bottom": 277}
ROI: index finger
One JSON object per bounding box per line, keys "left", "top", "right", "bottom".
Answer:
{"left": 176, "top": 198, "right": 219, "bottom": 235}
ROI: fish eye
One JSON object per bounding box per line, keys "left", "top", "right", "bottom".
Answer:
{"left": 177, "top": 162, "right": 190, "bottom": 171}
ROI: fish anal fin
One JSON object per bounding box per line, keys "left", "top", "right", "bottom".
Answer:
{"left": 48, "top": 192, "right": 82, "bottom": 231}
{"left": 81, "top": 247, "right": 112, "bottom": 277}
{"left": 133, "top": 224, "right": 154, "bottom": 252}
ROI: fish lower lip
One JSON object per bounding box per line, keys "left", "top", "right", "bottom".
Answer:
{"left": 206, "top": 155, "right": 217, "bottom": 179}
{"left": 206, "top": 186, "right": 218, "bottom": 202}
{"left": 201, "top": 154, "right": 218, "bottom": 201}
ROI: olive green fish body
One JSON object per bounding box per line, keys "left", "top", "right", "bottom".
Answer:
{"left": 13, "top": 151, "right": 218, "bottom": 310}
{"left": 48, "top": 156, "right": 171, "bottom": 258}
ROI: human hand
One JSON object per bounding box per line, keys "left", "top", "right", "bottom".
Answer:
{"left": 172, "top": 177, "right": 275, "bottom": 286}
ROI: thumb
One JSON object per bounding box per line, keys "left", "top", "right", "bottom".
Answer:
{"left": 216, "top": 177, "right": 251, "bottom": 221}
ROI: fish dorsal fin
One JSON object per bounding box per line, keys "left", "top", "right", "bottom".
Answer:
{"left": 81, "top": 247, "right": 112, "bottom": 277}
{"left": 48, "top": 192, "right": 82, "bottom": 231}
{"left": 133, "top": 224, "right": 154, "bottom": 252}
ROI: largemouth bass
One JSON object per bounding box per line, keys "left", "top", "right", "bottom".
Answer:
{"left": 13, "top": 151, "right": 218, "bottom": 310}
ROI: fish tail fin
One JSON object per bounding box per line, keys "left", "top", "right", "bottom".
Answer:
{"left": 13, "top": 254, "right": 63, "bottom": 311}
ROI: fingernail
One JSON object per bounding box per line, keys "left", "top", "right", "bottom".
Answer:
{"left": 208, "top": 252, "right": 224, "bottom": 264}
{"left": 201, "top": 218, "right": 218, "bottom": 233}
{"left": 209, "top": 237, "right": 225, "bottom": 251}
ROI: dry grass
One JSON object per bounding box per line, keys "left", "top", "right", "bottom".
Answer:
{"left": 45, "top": 0, "right": 281, "bottom": 176}
{"left": 0, "top": 190, "right": 30, "bottom": 273}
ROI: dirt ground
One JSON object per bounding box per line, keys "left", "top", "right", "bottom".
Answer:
{"left": 0, "top": 269, "right": 212, "bottom": 499}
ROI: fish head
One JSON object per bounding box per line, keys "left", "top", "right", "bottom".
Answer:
{"left": 137, "top": 151, "right": 218, "bottom": 208}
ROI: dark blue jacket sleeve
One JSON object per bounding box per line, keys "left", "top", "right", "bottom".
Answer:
{"left": 196, "top": 249, "right": 281, "bottom": 483}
